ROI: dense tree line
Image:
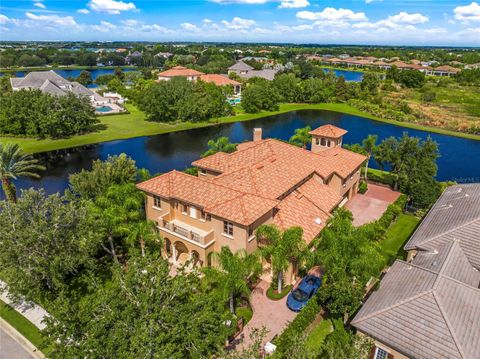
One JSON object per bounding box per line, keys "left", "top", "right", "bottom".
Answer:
{"left": 137, "top": 77, "right": 233, "bottom": 122}
{"left": 0, "top": 89, "right": 98, "bottom": 138}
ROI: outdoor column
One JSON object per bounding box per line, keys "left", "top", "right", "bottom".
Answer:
{"left": 172, "top": 244, "right": 177, "bottom": 265}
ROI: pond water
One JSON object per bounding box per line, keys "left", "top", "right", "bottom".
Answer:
{"left": 0, "top": 68, "right": 136, "bottom": 88}
{"left": 322, "top": 68, "right": 364, "bottom": 82}
{"left": 5, "top": 110, "right": 479, "bottom": 200}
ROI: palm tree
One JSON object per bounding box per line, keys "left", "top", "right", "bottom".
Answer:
{"left": 127, "top": 220, "right": 162, "bottom": 257}
{"left": 206, "top": 247, "right": 261, "bottom": 314}
{"left": 289, "top": 126, "right": 312, "bottom": 149}
{"left": 257, "top": 225, "right": 306, "bottom": 292}
{"left": 201, "top": 137, "right": 237, "bottom": 158}
{"left": 0, "top": 143, "right": 45, "bottom": 203}
{"left": 362, "top": 135, "right": 378, "bottom": 181}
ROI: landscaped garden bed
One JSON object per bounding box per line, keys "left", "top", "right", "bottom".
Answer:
{"left": 266, "top": 285, "right": 292, "bottom": 300}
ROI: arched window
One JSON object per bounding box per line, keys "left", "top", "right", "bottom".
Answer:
{"left": 320, "top": 138, "right": 326, "bottom": 146}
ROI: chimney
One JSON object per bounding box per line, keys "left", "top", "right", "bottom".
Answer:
{"left": 253, "top": 128, "right": 262, "bottom": 142}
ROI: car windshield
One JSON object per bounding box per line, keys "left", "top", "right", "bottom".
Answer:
{"left": 292, "top": 289, "right": 309, "bottom": 302}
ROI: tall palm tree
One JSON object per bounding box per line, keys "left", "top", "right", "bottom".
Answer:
{"left": 206, "top": 247, "right": 261, "bottom": 314}
{"left": 289, "top": 126, "right": 312, "bottom": 149}
{"left": 362, "top": 134, "right": 378, "bottom": 181}
{"left": 0, "top": 143, "right": 45, "bottom": 203}
{"left": 127, "top": 220, "right": 162, "bottom": 257}
{"left": 201, "top": 137, "right": 237, "bottom": 158}
{"left": 257, "top": 225, "right": 306, "bottom": 292}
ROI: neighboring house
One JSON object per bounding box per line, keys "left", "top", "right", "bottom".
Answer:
{"left": 157, "top": 66, "right": 205, "bottom": 82}
{"left": 352, "top": 183, "right": 480, "bottom": 359}
{"left": 198, "top": 74, "right": 242, "bottom": 95}
{"left": 228, "top": 61, "right": 279, "bottom": 81}
{"left": 431, "top": 65, "right": 461, "bottom": 76}
{"left": 10, "top": 70, "right": 107, "bottom": 105}
{"left": 137, "top": 125, "right": 365, "bottom": 280}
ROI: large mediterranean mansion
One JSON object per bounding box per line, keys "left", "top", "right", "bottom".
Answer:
{"left": 137, "top": 124, "right": 366, "bottom": 279}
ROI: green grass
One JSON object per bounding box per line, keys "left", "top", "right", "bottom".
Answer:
{"left": 364, "top": 168, "right": 397, "bottom": 186}
{"left": 305, "top": 319, "right": 333, "bottom": 353}
{"left": 0, "top": 299, "right": 51, "bottom": 355}
{"left": 236, "top": 306, "right": 253, "bottom": 325}
{"left": 380, "top": 213, "right": 420, "bottom": 262}
{"left": 2, "top": 101, "right": 479, "bottom": 155}
{"left": 266, "top": 285, "right": 292, "bottom": 300}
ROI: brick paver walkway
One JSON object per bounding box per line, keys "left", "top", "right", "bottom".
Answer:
{"left": 235, "top": 280, "right": 296, "bottom": 350}
{"left": 345, "top": 183, "right": 401, "bottom": 226}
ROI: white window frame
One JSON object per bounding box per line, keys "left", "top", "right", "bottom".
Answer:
{"left": 223, "top": 221, "right": 234, "bottom": 237}
{"left": 374, "top": 347, "right": 388, "bottom": 359}
{"left": 153, "top": 195, "right": 161, "bottom": 209}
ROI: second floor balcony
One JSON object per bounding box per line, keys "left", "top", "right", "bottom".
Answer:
{"left": 158, "top": 214, "right": 214, "bottom": 247}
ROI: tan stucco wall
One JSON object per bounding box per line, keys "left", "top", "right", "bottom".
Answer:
{"left": 197, "top": 168, "right": 222, "bottom": 179}
{"left": 326, "top": 166, "right": 361, "bottom": 198}
{"left": 311, "top": 136, "right": 342, "bottom": 153}
{"left": 356, "top": 332, "right": 410, "bottom": 359}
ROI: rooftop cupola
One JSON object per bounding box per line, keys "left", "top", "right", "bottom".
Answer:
{"left": 309, "top": 124, "right": 348, "bottom": 153}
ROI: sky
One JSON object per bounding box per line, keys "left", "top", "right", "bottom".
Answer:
{"left": 0, "top": 0, "right": 480, "bottom": 46}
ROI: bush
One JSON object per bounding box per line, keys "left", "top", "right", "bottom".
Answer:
{"left": 266, "top": 285, "right": 292, "bottom": 300}
{"left": 358, "top": 181, "right": 368, "bottom": 194}
{"left": 422, "top": 90, "right": 437, "bottom": 102}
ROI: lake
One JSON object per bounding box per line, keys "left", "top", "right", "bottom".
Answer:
{"left": 6, "top": 110, "right": 480, "bottom": 200}
{"left": 0, "top": 68, "right": 137, "bottom": 88}
{"left": 322, "top": 68, "right": 364, "bottom": 82}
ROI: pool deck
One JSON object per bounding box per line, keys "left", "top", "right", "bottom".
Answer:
{"left": 345, "top": 183, "right": 401, "bottom": 226}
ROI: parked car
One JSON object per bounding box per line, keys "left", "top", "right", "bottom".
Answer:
{"left": 286, "top": 275, "right": 322, "bottom": 312}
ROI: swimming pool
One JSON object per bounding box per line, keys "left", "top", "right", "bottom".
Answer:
{"left": 96, "top": 106, "right": 113, "bottom": 113}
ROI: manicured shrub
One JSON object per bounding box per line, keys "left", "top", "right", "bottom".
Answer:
{"left": 358, "top": 181, "right": 368, "bottom": 194}
{"left": 266, "top": 285, "right": 292, "bottom": 300}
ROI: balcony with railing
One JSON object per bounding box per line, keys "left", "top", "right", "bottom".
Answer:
{"left": 158, "top": 214, "right": 214, "bottom": 247}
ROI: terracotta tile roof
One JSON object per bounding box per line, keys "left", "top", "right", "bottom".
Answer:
{"left": 158, "top": 66, "right": 204, "bottom": 78}
{"left": 434, "top": 65, "right": 461, "bottom": 73}
{"left": 136, "top": 170, "right": 277, "bottom": 225}
{"left": 272, "top": 188, "right": 332, "bottom": 244}
{"left": 199, "top": 74, "right": 241, "bottom": 86}
{"left": 309, "top": 124, "right": 348, "bottom": 138}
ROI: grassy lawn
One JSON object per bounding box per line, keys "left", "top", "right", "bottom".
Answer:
{"left": 0, "top": 299, "right": 51, "bottom": 355}
{"left": 305, "top": 319, "right": 333, "bottom": 353}
{"left": 1, "top": 101, "right": 479, "bottom": 155}
{"left": 380, "top": 213, "right": 420, "bottom": 262}
{"left": 236, "top": 306, "right": 253, "bottom": 325}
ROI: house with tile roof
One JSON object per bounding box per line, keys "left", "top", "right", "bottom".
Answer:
{"left": 157, "top": 66, "right": 205, "bottom": 82}
{"left": 228, "top": 61, "right": 279, "bottom": 81}
{"left": 137, "top": 124, "right": 366, "bottom": 281}
{"left": 9, "top": 71, "right": 112, "bottom": 109}
{"left": 352, "top": 183, "right": 480, "bottom": 359}
{"left": 199, "top": 74, "right": 242, "bottom": 95}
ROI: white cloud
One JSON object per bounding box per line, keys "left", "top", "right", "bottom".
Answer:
{"left": 0, "top": 14, "right": 9, "bottom": 24}
{"left": 25, "top": 12, "right": 79, "bottom": 27}
{"left": 454, "top": 2, "right": 480, "bottom": 22}
{"left": 221, "top": 17, "right": 255, "bottom": 29}
{"left": 121, "top": 19, "right": 140, "bottom": 26}
{"left": 292, "top": 24, "right": 313, "bottom": 30}
{"left": 203, "top": 18, "right": 212, "bottom": 24}
{"left": 34, "top": 2, "right": 46, "bottom": 9}
{"left": 279, "top": 0, "right": 309, "bottom": 9}
{"left": 296, "top": 8, "right": 367, "bottom": 22}
{"left": 211, "top": 0, "right": 268, "bottom": 4}
{"left": 181, "top": 22, "right": 199, "bottom": 32}
{"left": 387, "top": 12, "right": 428, "bottom": 25}
{"left": 91, "top": 20, "right": 117, "bottom": 32}
{"left": 88, "top": 0, "right": 136, "bottom": 14}
{"left": 77, "top": 9, "right": 90, "bottom": 14}
{"left": 139, "top": 24, "right": 171, "bottom": 33}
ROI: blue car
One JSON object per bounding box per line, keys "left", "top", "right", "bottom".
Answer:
{"left": 286, "top": 275, "right": 322, "bottom": 312}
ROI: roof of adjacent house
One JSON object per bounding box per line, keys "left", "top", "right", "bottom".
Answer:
{"left": 352, "top": 239, "right": 480, "bottom": 359}
{"left": 10, "top": 71, "right": 97, "bottom": 99}
{"left": 228, "top": 61, "right": 254, "bottom": 71}
{"left": 404, "top": 183, "right": 480, "bottom": 268}
{"left": 199, "top": 74, "right": 241, "bottom": 86}
{"left": 434, "top": 65, "right": 461, "bottom": 73}
{"left": 158, "top": 66, "right": 205, "bottom": 78}
{"left": 136, "top": 170, "right": 278, "bottom": 226}
{"left": 237, "top": 69, "right": 278, "bottom": 81}
{"left": 309, "top": 124, "right": 348, "bottom": 138}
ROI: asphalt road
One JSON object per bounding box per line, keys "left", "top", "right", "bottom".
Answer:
{"left": 0, "top": 326, "right": 35, "bottom": 359}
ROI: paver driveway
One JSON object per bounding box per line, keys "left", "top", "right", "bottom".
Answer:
{"left": 235, "top": 280, "right": 296, "bottom": 350}
{"left": 345, "top": 183, "right": 401, "bottom": 226}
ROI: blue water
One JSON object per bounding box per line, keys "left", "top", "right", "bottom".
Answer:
{"left": 96, "top": 106, "right": 113, "bottom": 113}
{"left": 1, "top": 68, "right": 136, "bottom": 88}
{"left": 322, "top": 68, "right": 364, "bottom": 82}
{"left": 5, "top": 109, "right": 479, "bottom": 200}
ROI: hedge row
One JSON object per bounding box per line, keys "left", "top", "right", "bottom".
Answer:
{"left": 363, "top": 168, "right": 397, "bottom": 187}
{"left": 273, "top": 293, "right": 321, "bottom": 357}
{"left": 377, "top": 194, "right": 408, "bottom": 230}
